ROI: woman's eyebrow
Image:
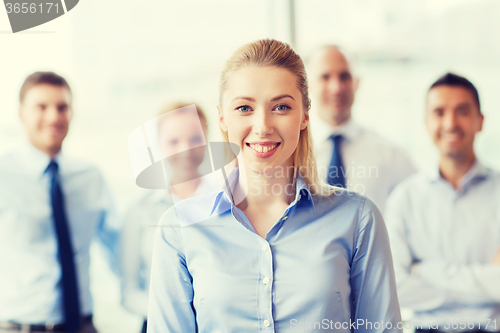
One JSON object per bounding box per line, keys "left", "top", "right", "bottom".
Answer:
{"left": 231, "top": 96, "right": 255, "bottom": 102}
{"left": 271, "top": 94, "right": 295, "bottom": 101}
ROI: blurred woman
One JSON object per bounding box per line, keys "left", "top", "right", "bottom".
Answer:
{"left": 119, "top": 102, "right": 212, "bottom": 333}
{"left": 147, "top": 40, "right": 401, "bottom": 332}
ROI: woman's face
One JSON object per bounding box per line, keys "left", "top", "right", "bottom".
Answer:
{"left": 219, "top": 66, "right": 308, "bottom": 175}
{"left": 158, "top": 112, "right": 206, "bottom": 173}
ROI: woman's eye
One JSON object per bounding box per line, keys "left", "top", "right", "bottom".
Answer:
{"left": 274, "top": 104, "right": 291, "bottom": 112}
{"left": 237, "top": 105, "right": 251, "bottom": 113}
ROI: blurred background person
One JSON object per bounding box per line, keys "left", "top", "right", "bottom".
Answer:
{"left": 385, "top": 73, "right": 500, "bottom": 332}
{"left": 0, "top": 72, "right": 120, "bottom": 333}
{"left": 307, "top": 45, "right": 416, "bottom": 212}
{"left": 119, "top": 102, "right": 213, "bottom": 333}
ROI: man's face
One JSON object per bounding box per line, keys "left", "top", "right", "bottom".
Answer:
{"left": 425, "top": 85, "right": 483, "bottom": 160}
{"left": 309, "top": 47, "right": 359, "bottom": 126}
{"left": 19, "top": 84, "right": 73, "bottom": 157}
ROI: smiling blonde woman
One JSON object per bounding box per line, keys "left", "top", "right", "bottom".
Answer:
{"left": 146, "top": 39, "right": 402, "bottom": 333}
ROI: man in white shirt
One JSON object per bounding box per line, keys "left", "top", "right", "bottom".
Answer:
{"left": 307, "top": 45, "right": 415, "bottom": 212}
{"left": 0, "top": 72, "right": 119, "bottom": 333}
{"left": 385, "top": 73, "right": 500, "bottom": 332}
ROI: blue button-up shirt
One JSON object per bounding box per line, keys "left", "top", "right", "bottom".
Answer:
{"left": 147, "top": 167, "right": 401, "bottom": 332}
{"left": 0, "top": 144, "right": 120, "bottom": 324}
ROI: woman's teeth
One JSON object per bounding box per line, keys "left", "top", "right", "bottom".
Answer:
{"left": 249, "top": 143, "right": 278, "bottom": 153}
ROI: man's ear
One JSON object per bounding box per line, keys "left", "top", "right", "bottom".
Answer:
{"left": 477, "top": 113, "right": 484, "bottom": 132}
{"left": 18, "top": 104, "right": 25, "bottom": 123}
{"left": 353, "top": 76, "right": 360, "bottom": 93}
{"left": 218, "top": 105, "right": 228, "bottom": 132}
{"left": 67, "top": 107, "right": 74, "bottom": 123}
{"left": 424, "top": 111, "right": 432, "bottom": 136}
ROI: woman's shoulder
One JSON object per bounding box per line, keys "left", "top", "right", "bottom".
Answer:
{"left": 312, "top": 188, "right": 375, "bottom": 211}
{"left": 311, "top": 188, "right": 382, "bottom": 227}
{"left": 157, "top": 189, "right": 222, "bottom": 228}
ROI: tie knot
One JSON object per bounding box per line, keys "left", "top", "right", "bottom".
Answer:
{"left": 45, "top": 160, "right": 59, "bottom": 176}
{"left": 329, "top": 134, "right": 343, "bottom": 144}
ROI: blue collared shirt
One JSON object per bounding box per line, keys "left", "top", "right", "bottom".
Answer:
{"left": 0, "top": 144, "right": 120, "bottom": 324}
{"left": 147, "top": 167, "right": 401, "bottom": 332}
{"left": 385, "top": 160, "right": 500, "bottom": 331}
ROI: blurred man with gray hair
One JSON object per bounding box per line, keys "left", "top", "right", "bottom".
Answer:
{"left": 307, "top": 45, "right": 415, "bottom": 212}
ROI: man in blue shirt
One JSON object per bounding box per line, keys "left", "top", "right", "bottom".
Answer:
{"left": 386, "top": 73, "right": 500, "bottom": 332}
{"left": 0, "top": 72, "right": 120, "bottom": 333}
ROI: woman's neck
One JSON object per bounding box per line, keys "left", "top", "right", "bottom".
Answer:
{"left": 234, "top": 161, "right": 295, "bottom": 210}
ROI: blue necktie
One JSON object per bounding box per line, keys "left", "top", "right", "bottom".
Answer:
{"left": 327, "top": 134, "right": 346, "bottom": 188}
{"left": 46, "top": 160, "right": 81, "bottom": 333}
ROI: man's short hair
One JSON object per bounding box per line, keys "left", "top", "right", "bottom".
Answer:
{"left": 19, "top": 71, "right": 71, "bottom": 103}
{"left": 429, "top": 73, "right": 481, "bottom": 112}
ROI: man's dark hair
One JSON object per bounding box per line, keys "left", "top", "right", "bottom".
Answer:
{"left": 429, "top": 72, "right": 481, "bottom": 113}
{"left": 19, "top": 71, "right": 71, "bottom": 102}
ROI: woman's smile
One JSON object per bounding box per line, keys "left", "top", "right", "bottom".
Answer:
{"left": 246, "top": 142, "right": 281, "bottom": 158}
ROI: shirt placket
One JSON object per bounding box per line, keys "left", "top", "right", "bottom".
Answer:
{"left": 258, "top": 237, "right": 274, "bottom": 331}
{"left": 229, "top": 192, "right": 302, "bottom": 331}
{"left": 258, "top": 209, "right": 294, "bottom": 331}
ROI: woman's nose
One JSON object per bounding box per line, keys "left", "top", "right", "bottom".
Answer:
{"left": 252, "top": 109, "right": 274, "bottom": 137}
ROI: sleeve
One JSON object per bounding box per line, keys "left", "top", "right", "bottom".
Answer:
{"left": 147, "top": 207, "right": 197, "bottom": 333}
{"left": 384, "top": 186, "right": 449, "bottom": 311}
{"left": 350, "top": 198, "right": 402, "bottom": 333}
{"left": 385, "top": 186, "right": 500, "bottom": 309}
{"left": 95, "top": 172, "right": 122, "bottom": 274}
{"left": 118, "top": 202, "right": 149, "bottom": 317}
{"left": 414, "top": 261, "right": 500, "bottom": 303}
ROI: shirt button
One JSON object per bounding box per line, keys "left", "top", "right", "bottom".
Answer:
{"left": 262, "top": 243, "right": 269, "bottom": 251}
{"left": 263, "top": 319, "right": 271, "bottom": 327}
{"left": 263, "top": 277, "right": 270, "bottom": 284}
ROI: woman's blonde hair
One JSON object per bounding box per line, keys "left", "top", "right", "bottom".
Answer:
{"left": 218, "top": 39, "right": 334, "bottom": 196}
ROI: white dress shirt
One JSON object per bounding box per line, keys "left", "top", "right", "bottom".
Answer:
{"left": 385, "top": 160, "right": 500, "bottom": 331}
{"left": 312, "top": 117, "right": 415, "bottom": 213}
{"left": 0, "top": 144, "right": 120, "bottom": 325}
{"left": 119, "top": 176, "right": 218, "bottom": 317}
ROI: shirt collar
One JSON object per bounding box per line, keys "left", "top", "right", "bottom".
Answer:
{"left": 210, "top": 166, "right": 315, "bottom": 217}
{"left": 315, "top": 116, "right": 362, "bottom": 144}
{"left": 461, "top": 160, "right": 489, "bottom": 185}
{"left": 150, "top": 189, "right": 173, "bottom": 204}
{"left": 425, "top": 159, "right": 490, "bottom": 186}
{"left": 21, "top": 143, "right": 62, "bottom": 179}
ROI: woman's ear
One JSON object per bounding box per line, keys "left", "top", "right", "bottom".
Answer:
{"left": 300, "top": 111, "right": 309, "bottom": 130}
{"left": 218, "top": 105, "right": 228, "bottom": 132}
